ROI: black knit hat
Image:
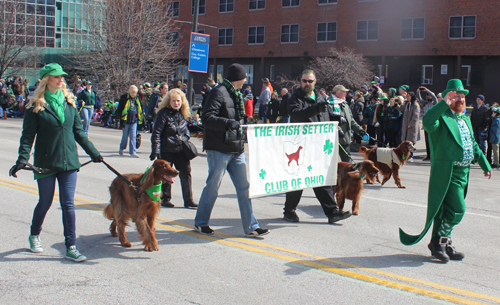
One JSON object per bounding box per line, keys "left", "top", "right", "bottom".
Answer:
{"left": 226, "top": 64, "right": 247, "bottom": 82}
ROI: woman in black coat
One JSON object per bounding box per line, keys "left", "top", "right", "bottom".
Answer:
{"left": 150, "top": 88, "right": 197, "bottom": 209}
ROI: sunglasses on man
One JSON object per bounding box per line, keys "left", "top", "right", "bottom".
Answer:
{"left": 301, "top": 79, "right": 315, "bottom": 83}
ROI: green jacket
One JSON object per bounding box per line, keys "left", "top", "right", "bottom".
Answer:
{"left": 399, "top": 100, "right": 491, "bottom": 245}
{"left": 17, "top": 100, "right": 100, "bottom": 172}
{"left": 77, "top": 89, "right": 96, "bottom": 107}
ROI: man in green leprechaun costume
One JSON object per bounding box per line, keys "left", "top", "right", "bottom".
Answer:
{"left": 399, "top": 79, "right": 492, "bottom": 263}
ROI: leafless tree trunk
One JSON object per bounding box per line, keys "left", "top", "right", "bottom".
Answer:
{"left": 0, "top": 1, "right": 41, "bottom": 79}
{"left": 69, "top": 0, "right": 180, "bottom": 99}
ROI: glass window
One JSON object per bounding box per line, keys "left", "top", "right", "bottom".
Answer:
{"left": 192, "top": 0, "right": 206, "bottom": 15}
{"left": 218, "top": 28, "right": 233, "bottom": 45}
{"left": 421, "top": 65, "right": 433, "bottom": 85}
{"left": 249, "top": 0, "right": 265, "bottom": 10}
{"left": 242, "top": 65, "right": 253, "bottom": 84}
{"left": 357, "top": 20, "right": 378, "bottom": 41}
{"left": 248, "top": 26, "right": 265, "bottom": 44}
{"left": 317, "top": 22, "right": 337, "bottom": 42}
{"left": 318, "top": 0, "right": 337, "bottom": 3}
{"left": 449, "top": 16, "right": 476, "bottom": 39}
{"left": 167, "top": 1, "right": 179, "bottom": 17}
{"left": 219, "top": 0, "right": 234, "bottom": 13}
{"left": 166, "top": 31, "right": 179, "bottom": 47}
{"left": 217, "top": 65, "right": 224, "bottom": 83}
{"left": 401, "top": 18, "right": 425, "bottom": 40}
{"left": 282, "top": 0, "right": 299, "bottom": 7}
{"left": 281, "top": 24, "right": 299, "bottom": 43}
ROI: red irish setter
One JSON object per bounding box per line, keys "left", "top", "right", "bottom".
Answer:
{"left": 104, "top": 159, "right": 178, "bottom": 251}
{"left": 333, "top": 160, "right": 379, "bottom": 215}
{"left": 286, "top": 146, "right": 303, "bottom": 166}
{"left": 358, "top": 140, "right": 416, "bottom": 188}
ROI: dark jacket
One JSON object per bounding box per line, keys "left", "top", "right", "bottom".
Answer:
{"left": 288, "top": 88, "right": 331, "bottom": 123}
{"left": 267, "top": 98, "right": 280, "bottom": 120}
{"left": 279, "top": 92, "right": 290, "bottom": 116}
{"left": 384, "top": 105, "right": 401, "bottom": 131}
{"left": 202, "top": 84, "right": 244, "bottom": 154}
{"left": 0, "top": 92, "right": 10, "bottom": 107}
{"left": 471, "top": 104, "right": 490, "bottom": 130}
{"left": 151, "top": 107, "right": 189, "bottom": 154}
{"left": 17, "top": 100, "right": 99, "bottom": 171}
{"left": 77, "top": 89, "right": 96, "bottom": 107}
{"left": 148, "top": 93, "right": 161, "bottom": 118}
{"left": 351, "top": 97, "right": 364, "bottom": 124}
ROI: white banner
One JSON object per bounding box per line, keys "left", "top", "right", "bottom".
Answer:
{"left": 247, "top": 122, "right": 339, "bottom": 198}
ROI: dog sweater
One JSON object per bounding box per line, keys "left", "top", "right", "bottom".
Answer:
{"left": 376, "top": 148, "right": 402, "bottom": 169}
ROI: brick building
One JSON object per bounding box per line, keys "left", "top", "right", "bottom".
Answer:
{"left": 171, "top": 0, "right": 500, "bottom": 103}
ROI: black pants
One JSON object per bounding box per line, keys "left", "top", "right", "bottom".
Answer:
{"left": 387, "top": 129, "right": 398, "bottom": 148}
{"left": 284, "top": 187, "right": 338, "bottom": 216}
{"left": 339, "top": 143, "right": 353, "bottom": 163}
{"left": 424, "top": 130, "right": 430, "bottom": 158}
{"left": 161, "top": 151, "right": 195, "bottom": 206}
{"left": 367, "top": 125, "right": 377, "bottom": 145}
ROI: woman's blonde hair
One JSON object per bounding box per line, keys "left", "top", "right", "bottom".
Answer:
{"left": 156, "top": 88, "right": 192, "bottom": 119}
{"left": 27, "top": 75, "right": 76, "bottom": 113}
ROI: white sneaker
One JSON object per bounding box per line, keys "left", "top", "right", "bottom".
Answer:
{"left": 408, "top": 157, "right": 414, "bottom": 162}
{"left": 119, "top": 149, "right": 124, "bottom": 156}
{"left": 130, "top": 154, "right": 140, "bottom": 158}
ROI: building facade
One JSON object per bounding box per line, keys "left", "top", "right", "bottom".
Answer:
{"left": 171, "top": 0, "right": 500, "bottom": 101}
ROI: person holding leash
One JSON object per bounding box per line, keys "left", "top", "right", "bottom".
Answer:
{"left": 399, "top": 79, "right": 491, "bottom": 263}
{"left": 9, "top": 63, "right": 103, "bottom": 262}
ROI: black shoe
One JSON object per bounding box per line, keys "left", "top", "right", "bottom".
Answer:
{"left": 492, "top": 164, "right": 499, "bottom": 169}
{"left": 283, "top": 210, "right": 299, "bottom": 222}
{"left": 245, "top": 228, "right": 270, "bottom": 237}
{"left": 194, "top": 225, "right": 214, "bottom": 235}
{"left": 328, "top": 211, "right": 352, "bottom": 223}
{"left": 161, "top": 201, "right": 174, "bottom": 208}
{"left": 445, "top": 238, "right": 465, "bottom": 260}
{"left": 428, "top": 236, "right": 450, "bottom": 263}
{"left": 184, "top": 202, "right": 198, "bottom": 209}
{"left": 423, "top": 157, "right": 431, "bottom": 161}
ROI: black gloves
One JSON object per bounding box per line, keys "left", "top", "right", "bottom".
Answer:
{"left": 332, "top": 115, "right": 347, "bottom": 126}
{"left": 226, "top": 120, "right": 240, "bottom": 130}
{"left": 150, "top": 153, "right": 160, "bottom": 161}
{"left": 316, "top": 101, "right": 329, "bottom": 113}
{"left": 9, "top": 160, "right": 27, "bottom": 178}
{"left": 93, "top": 155, "right": 104, "bottom": 163}
{"left": 359, "top": 130, "right": 368, "bottom": 137}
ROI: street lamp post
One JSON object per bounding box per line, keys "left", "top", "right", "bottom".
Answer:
{"left": 187, "top": 0, "right": 199, "bottom": 107}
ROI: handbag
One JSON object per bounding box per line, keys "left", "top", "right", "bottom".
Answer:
{"left": 176, "top": 120, "right": 197, "bottom": 160}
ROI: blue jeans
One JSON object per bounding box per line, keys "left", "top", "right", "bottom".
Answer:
{"left": 81, "top": 107, "right": 94, "bottom": 134}
{"left": 0, "top": 106, "right": 3, "bottom": 117}
{"left": 194, "top": 150, "right": 260, "bottom": 234}
{"left": 259, "top": 103, "right": 268, "bottom": 123}
{"left": 15, "top": 94, "right": 23, "bottom": 102}
{"left": 31, "top": 170, "right": 78, "bottom": 249}
{"left": 473, "top": 128, "right": 487, "bottom": 154}
{"left": 120, "top": 123, "right": 137, "bottom": 154}
{"left": 279, "top": 116, "right": 289, "bottom": 123}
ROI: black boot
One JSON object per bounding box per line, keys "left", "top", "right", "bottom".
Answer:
{"left": 445, "top": 238, "right": 465, "bottom": 261}
{"left": 428, "top": 236, "right": 450, "bottom": 263}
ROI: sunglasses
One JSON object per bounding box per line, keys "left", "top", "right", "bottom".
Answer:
{"left": 301, "top": 79, "right": 315, "bottom": 83}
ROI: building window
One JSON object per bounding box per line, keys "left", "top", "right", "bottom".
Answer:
{"left": 166, "top": 31, "right": 179, "bottom": 47}
{"left": 167, "top": 1, "right": 179, "bottom": 17}
{"left": 270, "top": 65, "right": 275, "bottom": 82}
{"left": 219, "top": 0, "right": 234, "bottom": 13}
{"left": 421, "top": 65, "right": 433, "bottom": 85}
{"left": 192, "top": 0, "right": 206, "bottom": 15}
{"left": 317, "top": 22, "right": 337, "bottom": 42}
{"left": 248, "top": 26, "right": 265, "bottom": 45}
{"left": 357, "top": 20, "right": 378, "bottom": 41}
{"left": 461, "top": 65, "right": 471, "bottom": 86}
{"left": 401, "top": 18, "right": 425, "bottom": 40}
{"left": 318, "top": 0, "right": 337, "bottom": 4}
{"left": 249, "top": 0, "right": 265, "bottom": 10}
{"left": 281, "top": 24, "right": 299, "bottom": 43}
{"left": 449, "top": 16, "right": 476, "bottom": 39}
{"left": 209, "top": 65, "right": 214, "bottom": 79}
{"left": 218, "top": 28, "right": 233, "bottom": 46}
{"left": 282, "top": 0, "right": 299, "bottom": 7}
{"left": 217, "top": 65, "right": 224, "bottom": 83}
{"left": 242, "top": 65, "right": 254, "bottom": 84}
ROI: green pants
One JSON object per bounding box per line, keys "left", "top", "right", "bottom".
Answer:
{"left": 431, "top": 165, "right": 469, "bottom": 237}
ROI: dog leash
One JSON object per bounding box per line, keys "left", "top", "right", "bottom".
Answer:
{"left": 19, "top": 160, "right": 92, "bottom": 175}
{"left": 101, "top": 160, "right": 135, "bottom": 187}
{"left": 368, "top": 136, "right": 388, "bottom": 148}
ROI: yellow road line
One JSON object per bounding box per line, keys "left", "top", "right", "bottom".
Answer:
{"left": 1, "top": 177, "right": 498, "bottom": 304}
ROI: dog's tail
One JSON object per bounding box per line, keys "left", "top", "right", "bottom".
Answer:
{"left": 358, "top": 146, "right": 369, "bottom": 156}
{"left": 103, "top": 204, "right": 114, "bottom": 220}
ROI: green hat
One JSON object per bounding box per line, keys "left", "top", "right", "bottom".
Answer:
{"left": 378, "top": 94, "right": 389, "bottom": 102}
{"left": 371, "top": 76, "right": 380, "bottom": 84}
{"left": 154, "top": 81, "right": 160, "bottom": 86}
{"left": 399, "top": 85, "right": 410, "bottom": 92}
{"left": 441, "top": 79, "right": 469, "bottom": 98}
{"left": 85, "top": 80, "right": 92, "bottom": 85}
{"left": 39, "top": 63, "right": 68, "bottom": 79}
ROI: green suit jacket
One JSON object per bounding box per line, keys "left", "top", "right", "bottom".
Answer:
{"left": 17, "top": 101, "right": 99, "bottom": 172}
{"left": 399, "top": 100, "right": 491, "bottom": 245}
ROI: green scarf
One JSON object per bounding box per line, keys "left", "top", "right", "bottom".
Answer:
{"left": 221, "top": 78, "right": 245, "bottom": 120}
{"left": 45, "top": 89, "right": 65, "bottom": 124}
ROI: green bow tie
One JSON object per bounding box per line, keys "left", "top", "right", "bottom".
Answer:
{"left": 455, "top": 112, "right": 466, "bottom": 120}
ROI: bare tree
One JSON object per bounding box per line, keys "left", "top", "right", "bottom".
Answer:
{"left": 69, "top": 0, "right": 180, "bottom": 99}
{"left": 0, "top": 1, "right": 40, "bottom": 79}
{"left": 308, "top": 47, "right": 374, "bottom": 92}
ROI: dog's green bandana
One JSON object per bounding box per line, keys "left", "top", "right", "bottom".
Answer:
{"left": 140, "top": 167, "right": 162, "bottom": 202}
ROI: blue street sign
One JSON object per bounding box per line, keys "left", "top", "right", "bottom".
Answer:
{"left": 188, "top": 32, "right": 210, "bottom": 73}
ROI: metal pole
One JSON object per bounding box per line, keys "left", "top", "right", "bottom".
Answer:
{"left": 187, "top": 0, "right": 199, "bottom": 107}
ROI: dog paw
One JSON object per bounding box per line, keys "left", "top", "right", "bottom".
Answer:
{"left": 399, "top": 186, "right": 406, "bottom": 189}
{"left": 121, "top": 242, "right": 132, "bottom": 247}
{"left": 110, "top": 232, "right": 118, "bottom": 237}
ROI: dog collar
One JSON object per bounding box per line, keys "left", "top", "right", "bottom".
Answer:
{"left": 352, "top": 162, "right": 365, "bottom": 179}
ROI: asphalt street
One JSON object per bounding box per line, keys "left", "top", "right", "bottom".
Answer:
{"left": 1, "top": 118, "right": 499, "bottom": 305}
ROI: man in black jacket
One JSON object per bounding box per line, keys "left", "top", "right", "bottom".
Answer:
{"left": 282, "top": 69, "right": 351, "bottom": 224}
{"left": 279, "top": 88, "right": 290, "bottom": 123}
{"left": 194, "top": 64, "right": 269, "bottom": 238}
{"left": 470, "top": 94, "right": 489, "bottom": 153}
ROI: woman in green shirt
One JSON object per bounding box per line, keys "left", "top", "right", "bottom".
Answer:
{"left": 9, "top": 63, "right": 103, "bottom": 262}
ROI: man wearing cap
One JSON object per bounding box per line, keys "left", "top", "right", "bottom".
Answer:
{"left": 194, "top": 63, "right": 269, "bottom": 238}
{"left": 471, "top": 94, "right": 489, "bottom": 154}
{"left": 279, "top": 88, "right": 291, "bottom": 123}
{"left": 399, "top": 79, "right": 491, "bottom": 263}
{"left": 282, "top": 69, "right": 352, "bottom": 224}
{"left": 77, "top": 81, "right": 97, "bottom": 135}
{"left": 258, "top": 79, "right": 271, "bottom": 123}
{"left": 331, "top": 84, "right": 367, "bottom": 161}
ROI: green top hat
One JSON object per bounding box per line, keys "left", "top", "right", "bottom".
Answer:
{"left": 441, "top": 79, "right": 469, "bottom": 98}
{"left": 40, "top": 63, "right": 68, "bottom": 79}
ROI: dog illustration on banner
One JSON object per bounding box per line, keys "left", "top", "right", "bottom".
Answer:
{"left": 283, "top": 139, "right": 305, "bottom": 175}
